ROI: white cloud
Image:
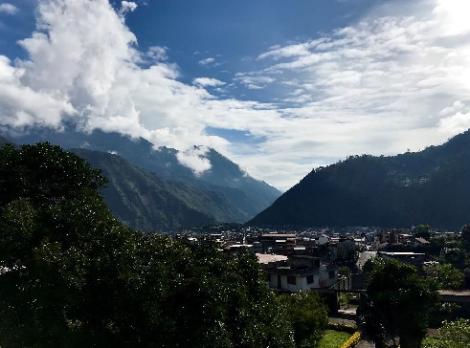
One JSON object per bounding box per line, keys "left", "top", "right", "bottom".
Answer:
{"left": 146, "top": 46, "right": 168, "bottom": 62}
{"left": 234, "top": 73, "right": 275, "bottom": 90}
{"left": 193, "top": 77, "right": 225, "bottom": 87}
{"left": 1, "top": 0, "right": 470, "bottom": 190}
{"left": 198, "top": 57, "right": 216, "bottom": 66}
{"left": 176, "top": 146, "right": 211, "bottom": 175}
{"left": 119, "top": 1, "right": 137, "bottom": 16}
{"left": 0, "top": 3, "right": 18, "bottom": 15}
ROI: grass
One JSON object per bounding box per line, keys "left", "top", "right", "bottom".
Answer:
{"left": 318, "top": 330, "right": 351, "bottom": 348}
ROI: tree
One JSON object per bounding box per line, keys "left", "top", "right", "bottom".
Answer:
{"left": 422, "top": 319, "right": 470, "bottom": 348}
{"left": 462, "top": 224, "right": 470, "bottom": 251}
{"left": 359, "top": 258, "right": 438, "bottom": 348}
{"left": 413, "top": 224, "right": 431, "bottom": 240}
{"left": 278, "top": 291, "right": 328, "bottom": 348}
{"left": 424, "top": 263, "right": 464, "bottom": 290}
{"left": 0, "top": 143, "right": 294, "bottom": 347}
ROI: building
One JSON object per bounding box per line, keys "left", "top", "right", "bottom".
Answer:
{"left": 260, "top": 254, "right": 338, "bottom": 292}
{"left": 378, "top": 251, "right": 426, "bottom": 266}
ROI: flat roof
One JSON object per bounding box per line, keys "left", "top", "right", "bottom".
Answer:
{"left": 256, "top": 253, "right": 288, "bottom": 264}
{"left": 379, "top": 251, "right": 425, "bottom": 256}
{"left": 261, "top": 234, "right": 296, "bottom": 238}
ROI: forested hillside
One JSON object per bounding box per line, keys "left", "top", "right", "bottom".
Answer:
{"left": 251, "top": 130, "right": 470, "bottom": 229}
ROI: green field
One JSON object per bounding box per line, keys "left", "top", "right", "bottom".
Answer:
{"left": 318, "top": 330, "right": 350, "bottom": 348}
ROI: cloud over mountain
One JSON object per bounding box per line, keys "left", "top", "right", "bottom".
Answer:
{"left": 0, "top": 0, "right": 470, "bottom": 189}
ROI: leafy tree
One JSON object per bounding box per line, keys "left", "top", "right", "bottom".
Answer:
{"left": 0, "top": 143, "right": 293, "bottom": 347}
{"left": 278, "top": 291, "right": 328, "bottom": 348}
{"left": 424, "top": 263, "right": 464, "bottom": 290}
{"left": 359, "top": 258, "right": 438, "bottom": 348}
{"left": 462, "top": 224, "right": 470, "bottom": 251}
{"left": 413, "top": 224, "right": 431, "bottom": 240}
{"left": 422, "top": 319, "right": 470, "bottom": 348}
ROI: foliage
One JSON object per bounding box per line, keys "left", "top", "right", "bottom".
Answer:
{"left": 317, "top": 330, "right": 351, "bottom": 348}
{"left": 9, "top": 128, "right": 281, "bottom": 227}
{"left": 0, "top": 143, "right": 292, "bottom": 348}
{"left": 251, "top": 130, "right": 470, "bottom": 229}
{"left": 278, "top": 291, "right": 329, "bottom": 348}
{"left": 424, "top": 263, "right": 464, "bottom": 290}
{"left": 413, "top": 224, "right": 431, "bottom": 240}
{"left": 462, "top": 224, "right": 470, "bottom": 251}
{"left": 336, "top": 241, "right": 359, "bottom": 264}
{"left": 338, "top": 266, "right": 352, "bottom": 277}
{"left": 422, "top": 319, "right": 470, "bottom": 348}
{"left": 359, "top": 258, "right": 439, "bottom": 348}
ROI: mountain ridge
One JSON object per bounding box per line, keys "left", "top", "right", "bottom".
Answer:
{"left": 3, "top": 127, "right": 281, "bottom": 225}
{"left": 250, "top": 130, "right": 470, "bottom": 229}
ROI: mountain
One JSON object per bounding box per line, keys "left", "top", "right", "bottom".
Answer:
{"left": 250, "top": 130, "right": 470, "bottom": 229}
{"left": 72, "top": 149, "right": 215, "bottom": 231}
{"left": 0, "top": 136, "right": 11, "bottom": 145}
{"left": 5, "top": 127, "right": 281, "bottom": 223}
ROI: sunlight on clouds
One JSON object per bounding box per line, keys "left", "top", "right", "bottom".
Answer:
{"left": 1, "top": 0, "right": 470, "bottom": 189}
{"left": 434, "top": 0, "right": 470, "bottom": 36}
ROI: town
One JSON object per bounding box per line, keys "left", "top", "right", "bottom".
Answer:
{"left": 179, "top": 225, "right": 470, "bottom": 312}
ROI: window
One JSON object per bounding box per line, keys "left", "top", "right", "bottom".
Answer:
{"left": 307, "top": 275, "right": 314, "bottom": 284}
{"left": 287, "top": 276, "right": 296, "bottom": 285}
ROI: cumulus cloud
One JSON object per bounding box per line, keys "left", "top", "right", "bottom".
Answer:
{"left": 193, "top": 77, "right": 225, "bottom": 87}
{"left": 1, "top": 0, "right": 470, "bottom": 190}
{"left": 0, "top": 3, "right": 18, "bottom": 15}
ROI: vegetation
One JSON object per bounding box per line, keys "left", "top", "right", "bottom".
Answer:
{"left": 340, "top": 332, "right": 361, "bottom": 348}
{"left": 73, "top": 149, "right": 216, "bottom": 231}
{"left": 359, "top": 258, "right": 439, "bottom": 348}
{"left": 8, "top": 128, "right": 281, "bottom": 227}
{"left": 317, "top": 330, "right": 350, "bottom": 348}
{"left": 251, "top": 130, "right": 470, "bottom": 229}
{"left": 424, "top": 263, "right": 464, "bottom": 290}
{"left": 422, "top": 319, "right": 470, "bottom": 348}
{"left": 0, "top": 143, "right": 293, "bottom": 347}
{"left": 278, "top": 291, "right": 329, "bottom": 347}
{"left": 413, "top": 224, "right": 431, "bottom": 240}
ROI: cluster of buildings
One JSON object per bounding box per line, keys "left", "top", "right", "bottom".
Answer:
{"left": 178, "top": 224, "right": 461, "bottom": 294}
{"left": 179, "top": 226, "right": 370, "bottom": 293}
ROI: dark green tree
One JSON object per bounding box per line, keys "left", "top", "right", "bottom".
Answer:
{"left": 424, "top": 263, "right": 464, "bottom": 290}
{"left": 0, "top": 143, "right": 293, "bottom": 348}
{"left": 462, "top": 224, "right": 470, "bottom": 251}
{"left": 359, "top": 258, "right": 438, "bottom": 348}
{"left": 278, "top": 291, "right": 328, "bottom": 348}
{"left": 412, "top": 224, "right": 431, "bottom": 240}
{"left": 423, "top": 319, "right": 470, "bottom": 348}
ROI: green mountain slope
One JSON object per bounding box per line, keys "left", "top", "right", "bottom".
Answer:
{"left": 250, "top": 130, "right": 470, "bottom": 229}
{"left": 73, "top": 149, "right": 215, "bottom": 232}
{"left": 10, "top": 128, "right": 281, "bottom": 222}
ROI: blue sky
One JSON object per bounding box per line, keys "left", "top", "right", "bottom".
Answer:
{"left": 1, "top": 0, "right": 470, "bottom": 190}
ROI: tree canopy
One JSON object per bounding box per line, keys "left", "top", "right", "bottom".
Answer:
{"left": 0, "top": 143, "right": 295, "bottom": 347}
{"left": 359, "top": 258, "right": 438, "bottom": 348}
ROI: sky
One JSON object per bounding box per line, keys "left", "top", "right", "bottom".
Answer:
{"left": 1, "top": 0, "right": 470, "bottom": 190}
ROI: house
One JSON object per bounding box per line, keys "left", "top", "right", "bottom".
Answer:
{"left": 260, "top": 254, "right": 338, "bottom": 292}
{"left": 378, "top": 251, "right": 426, "bottom": 266}
{"left": 259, "top": 233, "right": 297, "bottom": 253}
